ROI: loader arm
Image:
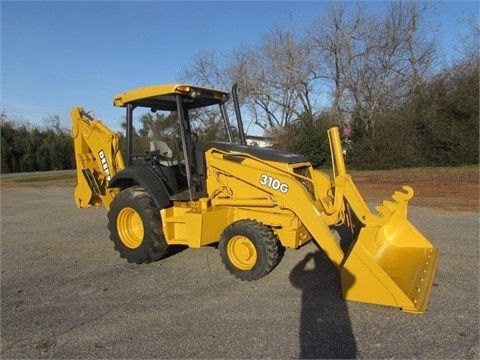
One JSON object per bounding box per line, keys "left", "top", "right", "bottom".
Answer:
{"left": 205, "top": 128, "right": 438, "bottom": 313}
{"left": 326, "top": 127, "right": 439, "bottom": 313}
{"left": 70, "top": 107, "right": 125, "bottom": 210}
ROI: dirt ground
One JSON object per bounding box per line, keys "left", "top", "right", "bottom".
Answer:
{"left": 1, "top": 167, "right": 478, "bottom": 213}
{"left": 351, "top": 167, "right": 479, "bottom": 213}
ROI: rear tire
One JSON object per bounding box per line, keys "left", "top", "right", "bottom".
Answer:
{"left": 219, "top": 219, "right": 282, "bottom": 281}
{"left": 107, "top": 186, "right": 169, "bottom": 264}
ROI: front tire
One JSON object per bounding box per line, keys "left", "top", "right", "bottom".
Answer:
{"left": 107, "top": 186, "right": 169, "bottom": 264}
{"left": 219, "top": 219, "right": 282, "bottom": 281}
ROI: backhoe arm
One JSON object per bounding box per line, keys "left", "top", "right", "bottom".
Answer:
{"left": 70, "top": 107, "right": 125, "bottom": 210}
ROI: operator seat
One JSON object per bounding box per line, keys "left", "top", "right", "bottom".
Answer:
{"left": 150, "top": 140, "right": 177, "bottom": 166}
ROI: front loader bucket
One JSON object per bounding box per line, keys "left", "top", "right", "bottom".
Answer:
{"left": 341, "top": 185, "right": 439, "bottom": 314}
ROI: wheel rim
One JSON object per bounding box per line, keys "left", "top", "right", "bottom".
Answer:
{"left": 117, "top": 207, "right": 144, "bottom": 249}
{"left": 227, "top": 235, "right": 257, "bottom": 270}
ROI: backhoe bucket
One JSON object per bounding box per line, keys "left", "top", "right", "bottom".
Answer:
{"left": 340, "top": 186, "right": 439, "bottom": 314}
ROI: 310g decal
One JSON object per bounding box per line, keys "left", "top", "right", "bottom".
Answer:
{"left": 259, "top": 174, "right": 289, "bottom": 193}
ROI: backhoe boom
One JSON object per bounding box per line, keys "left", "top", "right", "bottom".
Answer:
{"left": 70, "top": 107, "right": 125, "bottom": 209}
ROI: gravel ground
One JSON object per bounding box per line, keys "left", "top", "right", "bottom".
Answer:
{"left": 1, "top": 185, "right": 478, "bottom": 359}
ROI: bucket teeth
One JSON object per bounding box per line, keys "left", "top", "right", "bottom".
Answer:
{"left": 392, "top": 186, "right": 414, "bottom": 202}
{"left": 375, "top": 204, "right": 392, "bottom": 218}
{"left": 382, "top": 199, "right": 397, "bottom": 212}
{"left": 370, "top": 186, "right": 414, "bottom": 225}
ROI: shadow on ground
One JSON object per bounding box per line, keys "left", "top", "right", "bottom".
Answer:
{"left": 290, "top": 247, "right": 357, "bottom": 359}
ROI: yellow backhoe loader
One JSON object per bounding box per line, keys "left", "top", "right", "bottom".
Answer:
{"left": 71, "top": 83, "right": 438, "bottom": 314}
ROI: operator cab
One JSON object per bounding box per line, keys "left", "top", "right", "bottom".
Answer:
{"left": 113, "top": 84, "right": 237, "bottom": 201}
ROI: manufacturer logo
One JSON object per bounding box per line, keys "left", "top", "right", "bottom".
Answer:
{"left": 259, "top": 174, "right": 289, "bottom": 194}
{"left": 98, "top": 150, "right": 111, "bottom": 181}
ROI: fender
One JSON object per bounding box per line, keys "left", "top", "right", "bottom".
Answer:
{"left": 109, "top": 166, "right": 171, "bottom": 209}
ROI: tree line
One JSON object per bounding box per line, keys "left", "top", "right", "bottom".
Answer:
{"left": 275, "top": 59, "right": 479, "bottom": 169}
{"left": 1, "top": 115, "right": 75, "bottom": 173}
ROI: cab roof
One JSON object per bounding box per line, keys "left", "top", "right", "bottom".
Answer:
{"left": 113, "top": 84, "right": 230, "bottom": 111}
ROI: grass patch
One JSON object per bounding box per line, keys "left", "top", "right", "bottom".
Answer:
{"left": 0, "top": 171, "right": 76, "bottom": 187}
{"left": 13, "top": 174, "right": 75, "bottom": 183}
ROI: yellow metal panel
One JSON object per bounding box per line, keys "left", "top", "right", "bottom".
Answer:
{"left": 161, "top": 205, "right": 189, "bottom": 245}
{"left": 274, "top": 226, "right": 312, "bottom": 249}
{"left": 162, "top": 202, "right": 232, "bottom": 248}
{"left": 113, "top": 84, "right": 182, "bottom": 106}
{"left": 328, "top": 127, "right": 347, "bottom": 177}
{"left": 185, "top": 207, "right": 231, "bottom": 248}
{"left": 310, "top": 169, "right": 333, "bottom": 202}
{"left": 342, "top": 226, "right": 439, "bottom": 314}
{"left": 113, "top": 83, "right": 229, "bottom": 107}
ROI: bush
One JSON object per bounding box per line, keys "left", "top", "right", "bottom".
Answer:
{"left": 1, "top": 118, "right": 75, "bottom": 174}
{"left": 347, "top": 62, "right": 479, "bottom": 169}
{"left": 271, "top": 112, "right": 335, "bottom": 168}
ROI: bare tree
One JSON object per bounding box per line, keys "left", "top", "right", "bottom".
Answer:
{"left": 455, "top": 12, "right": 480, "bottom": 66}
{"left": 227, "top": 23, "right": 318, "bottom": 134}
{"left": 43, "top": 114, "right": 66, "bottom": 134}
{"left": 180, "top": 48, "right": 231, "bottom": 90}
{"left": 182, "top": 1, "right": 440, "bottom": 138}
{"left": 307, "top": 2, "right": 369, "bottom": 115}
{"left": 307, "top": 1, "right": 438, "bottom": 134}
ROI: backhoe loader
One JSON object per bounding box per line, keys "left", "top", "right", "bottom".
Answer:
{"left": 71, "top": 83, "right": 438, "bottom": 314}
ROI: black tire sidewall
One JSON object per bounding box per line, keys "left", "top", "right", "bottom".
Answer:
{"left": 219, "top": 219, "right": 279, "bottom": 281}
{"left": 108, "top": 186, "right": 168, "bottom": 263}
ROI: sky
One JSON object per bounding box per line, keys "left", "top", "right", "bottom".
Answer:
{"left": 1, "top": 0, "right": 478, "bottom": 133}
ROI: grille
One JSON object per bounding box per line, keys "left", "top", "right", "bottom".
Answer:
{"left": 293, "top": 166, "right": 315, "bottom": 199}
